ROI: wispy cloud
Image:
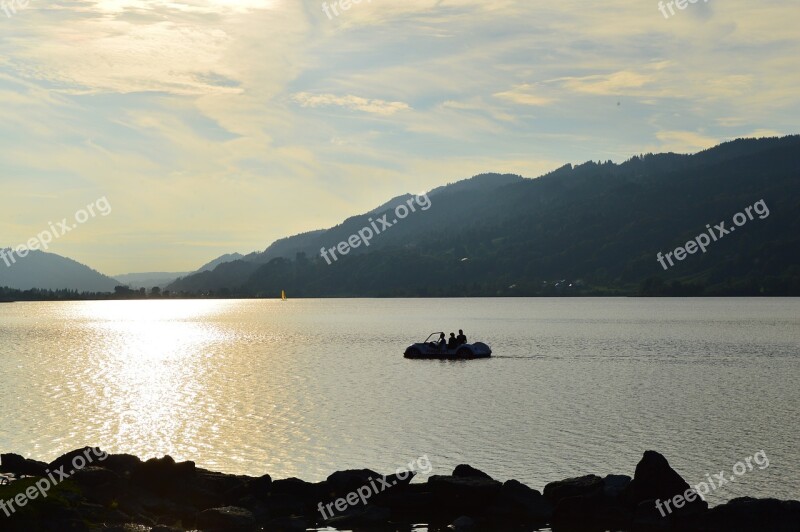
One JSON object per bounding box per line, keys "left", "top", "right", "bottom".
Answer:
{"left": 652, "top": 130, "right": 720, "bottom": 153}
{"left": 291, "top": 92, "right": 411, "bottom": 115}
{"left": 494, "top": 84, "right": 554, "bottom": 106}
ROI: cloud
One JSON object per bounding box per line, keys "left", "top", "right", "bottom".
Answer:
{"left": 493, "top": 84, "right": 554, "bottom": 106}
{"left": 290, "top": 92, "right": 412, "bottom": 115}
{"left": 653, "top": 130, "right": 720, "bottom": 153}
{"left": 556, "top": 70, "right": 653, "bottom": 95}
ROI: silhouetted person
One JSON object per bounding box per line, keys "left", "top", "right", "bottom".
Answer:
{"left": 437, "top": 332, "right": 446, "bottom": 350}
{"left": 457, "top": 329, "right": 467, "bottom": 345}
{"left": 447, "top": 332, "right": 458, "bottom": 349}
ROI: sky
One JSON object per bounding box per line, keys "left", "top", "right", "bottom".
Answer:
{"left": 1, "top": 0, "right": 798, "bottom": 274}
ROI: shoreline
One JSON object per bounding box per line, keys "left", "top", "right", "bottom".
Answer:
{"left": 1, "top": 448, "right": 798, "bottom": 531}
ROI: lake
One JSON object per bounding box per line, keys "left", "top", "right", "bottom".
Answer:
{"left": 0, "top": 298, "right": 798, "bottom": 507}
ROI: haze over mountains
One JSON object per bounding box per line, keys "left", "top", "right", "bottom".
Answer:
{"left": 113, "top": 253, "right": 245, "bottom": 289}
{"left": 3, "top": 136, "right": 799, "bottom": 297}
{"left": 0, "top": 251, "right": 245, "bottom": 293}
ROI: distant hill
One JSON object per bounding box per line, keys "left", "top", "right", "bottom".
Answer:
{"left": 167, "top": 136, "right": 800, "bottom": 297}
{"left": 195, "top": 253, "right": 244, "bottom": 272}
{"left": 113, "top": 272, "right": 191, "bottom": 289}
{"left": 0, "top": 249, "right": 119, "bottom": 292}
{"left": 243, "top": 173, "right": 524, "bottom": 264}
{"left": 115, "top": 253, "right": 245, "bottom": 289}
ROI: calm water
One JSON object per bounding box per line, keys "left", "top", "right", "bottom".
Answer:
{"left": 0, "top": 298, "right": 798, "bottom": 506}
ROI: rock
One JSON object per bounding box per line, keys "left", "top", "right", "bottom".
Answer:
{"left": 0, "top": 453, "right": 49, "bottom": 476}
{"left": 552, "top": 493, "right": 633, "bottom": 530}
{"left": 449, "top": 515, "right": 476, "bottom": 531}
{"left": 196, "top": 506, "right": 257, "bottom": 531}
{"left": 383, "top": 470, "right": 416, "bottom": 489}
{"left": 326, "top": 468, "right": 381, "bottom": 494}
{"left": 78, "top": 502, "right": 130, "bottom": 526}
{"left": 2, "top": 447, "right": 795, "bottom": 532}
{"left": 190, "top": 469, "right": 251, "bottom": 507}
{"left": 71, "top": 466, "right": 124, "bottom": 506}
{"left": 498, "top": 479, "right": 553, "bottom": 521}
{"left": 103, "top": 454, "right": 143, "bottom": 477}
{"left": 71, "top": 466, "right": 120, "bottom": 488}
{"left": 428, "top": 475, "right": 503, "bottom": 499}
{"left": 696, "top": 497, "right": 800, "bottom": 531}
{"left": 270, "top": 477, "right": 324, "bottom": 499}
{"left": 49, "top": 447, "right": 108, "bottom": 474}
{"left": 269, "top": 478, "right": 327, "bottom": 517}
{"left": 325, "top": 505, "right": 392, "bottom": 527}
{"left": 603, "top": 474, "right": 631, "bottom": 499}
{"left": 543, "top": 474, "right": 604, "bottom": 505}
{"left": 621, "top": 450, "right": 707, "bottom": 516}
{"left": 426, "top": 475, "right": 503, "bottom": 519}
{"left": 130, "top": 455, "right": 196, "bottom": 496}
{"left": 453, "top": 464, "right": 493, "bottom": 480}
{"left": 374, "top": 482, "right": 435, "bottom": 521}
{"left": 545, "top": 474, "right": 637, "bottom": 529}
{"left": 245, "top": 473, "right": 272, "bottom": 497}
{"left": 136, "top": 493, "right": 195, "bottom": 523}
{"left": 632, "top": 499, "right": 672, "bottom": 530}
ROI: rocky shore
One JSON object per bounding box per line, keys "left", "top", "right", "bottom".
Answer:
{"left": 1, "top": 448, "right": 798, "bottom": 531}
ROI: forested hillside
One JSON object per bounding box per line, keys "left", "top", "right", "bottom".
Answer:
{"left": 167, "top": 136, "right": 800, "bottom": 297}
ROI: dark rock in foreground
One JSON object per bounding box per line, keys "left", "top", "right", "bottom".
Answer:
{"left": 0, "top": 449, "right": 797, "bottom": 531}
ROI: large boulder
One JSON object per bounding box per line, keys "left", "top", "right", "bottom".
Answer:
{"left": 546, "top": 474, "right": 636, "bottom": 529}
{"left": 129, "top": 455, "right": 197, "bottom": 497}
{"left": 0, "top": 453, "right": 48, "bottom": 476}
{"left": 426, "top": 474, "right": 503, "bottom": 519}
{"left": 373, "top": 482, "right": 435, "bottom": 522}
{"left": 326, "top": 469, "right": 381, "bottom": 494}
{"left": 695, "top": 497, "right": 800, "bottom": 531}
{"left": 621, "top": 450, "right": 707, "bottom": 517}
{"left": 543, "top": 474, "right": 604, "bottom": 505}
{"left": 603, "top": 474, "right": 631, "bottom": 499}
{"left": 494, "top": 479, "right": 553, "bottom": 522}
{"left": 71, "top": 466, "right": 120, "bottom": 488}
{"left": 49, "top": 447, "right": 108, "bottom": 475}
{"left": 453, "top": 464, "right": 493, "bottom": 480}
{"left": 246, "top": 473, "right": 272, "bottom": 497}
{"left": 270, "top": 477, "right": 324, "bottom": 499}
{"left": 192, "top": 469, "right": 252, "bottom": 503}
{"left": 269, "top": 478, "right": 328, "bottom": 517}
{"left": 427, "top": 474, "right": 503, "bottom": 499}
{"left": 449, "top": 515, "right": 476, "bottom": 531}
{"left": 102, "top": 454, "right": 143, "bottom": 477}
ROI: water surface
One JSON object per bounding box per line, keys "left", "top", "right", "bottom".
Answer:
{"left": 1, "top": 298, "right": 797, "bottom": 506}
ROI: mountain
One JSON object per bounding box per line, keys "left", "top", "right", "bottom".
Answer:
{"left": 166, "top": 136, "right": 800, "bottom": 297}
{"left": 244, "top": 173, "right": 524, "bottom": 265}
{"left": 195, "top": 253, "right": 245, "bottom": 272}
{"left": 0, "top": 249, "right": 120, "bottom": 292}
{"left": 113, "top": 272, "right": 191, "bottom": 289}
{"left": 114, "top": 253, "right": 246, "bottom": 289}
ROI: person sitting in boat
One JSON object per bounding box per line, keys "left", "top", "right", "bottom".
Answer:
{"left": 447, "top": 332, "right": 458, "bottom": 349}
{"left": 457, "top": 329, "right": 467, "bottom": 345}
{"left": 437, "top": 332, "right": 447, "bottom": 350}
